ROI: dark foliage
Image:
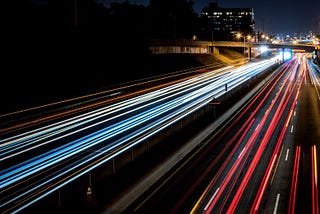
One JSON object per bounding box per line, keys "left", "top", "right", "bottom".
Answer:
{"left": 1, "top": 0, "right": 202, "bottom": 113}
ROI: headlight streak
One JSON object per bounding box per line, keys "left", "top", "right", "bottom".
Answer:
{"left": 2, "top": 67, "right": 224, "bottom": 145}
{"left": 1, "top": 69, "right": 245, "bottom": 186}
{"left": 0, "top": 67, "right": 231, "bottom": 161}
{"left": 1, "top": 62, "right": 269, "bottom": 164}
{"left": 1, "top": 82, "right": 216, "bottom": 213}
{"left": 307, "top": 60, "right": 320, "bottom": 101}
{"left": 0, "top": 59, "right": 278, "bottom": 212}
{"left": 2, "top": 86, "right": 219, "bottom": 185}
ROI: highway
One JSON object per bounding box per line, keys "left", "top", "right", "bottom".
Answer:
{"left": 262, "top": 55, "right": 320, "bottom": 214}
{"left": 125, "top": 54, "right": 320, "bottom": 214}
{"left": 0, "top": 58, "right": 277, "bottom": 213}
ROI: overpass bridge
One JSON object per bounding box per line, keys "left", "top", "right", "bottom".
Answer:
{"left": 149, "top": 39, "right": 319, "bottom": 61}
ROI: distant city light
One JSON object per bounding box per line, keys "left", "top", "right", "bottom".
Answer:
{"left": 276, "top": 50, "right": 292, "bottom": 61}
{"left": 259, "top": 46, "right": 268, "bottom": 53}
{"left": 284, "top": 51, "right": 292, "bottom": 60}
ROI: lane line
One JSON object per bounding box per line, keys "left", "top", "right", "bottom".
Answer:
{"left": 285, "top": 149, "right": 290, "bottom": 162}
{"left": 273, "top": 193, "right": 280, "bottom": 214}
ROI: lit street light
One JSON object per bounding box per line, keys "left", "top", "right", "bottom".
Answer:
{"left": 237, "top": 33, "right": 251, "bottom": 59}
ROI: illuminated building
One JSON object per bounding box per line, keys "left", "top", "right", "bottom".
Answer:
{"left": 200, "top": 2, "right": 254, "bottom": 40}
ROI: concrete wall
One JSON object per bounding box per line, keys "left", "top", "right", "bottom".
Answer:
{"left": 150, "top": 45, "right": 209, "bottom": 54}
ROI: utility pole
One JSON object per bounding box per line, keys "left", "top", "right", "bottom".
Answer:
{"left": 211, "top": 29, "right": 214, "bottom": 45}
{"left": 243, "top": 36, "right": 245, "bottom": 58}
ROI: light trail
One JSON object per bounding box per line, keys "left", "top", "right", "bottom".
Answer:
{"left": 0, "top": 58, "right": 278, "bottom": 213}
{"left": 190, "top": 56, "right": 310, "bottom": 214}
{"left": 250, "top": 64, "right": 303, "bottom": 213}
{"left": 311, "top": 145, "right": 319, "bottom": 214}
{"left": 191, "top": 59, "right": 292, "bottom": 214}
{"left": 288, "top": 146, "right": 301, "bottom": 214}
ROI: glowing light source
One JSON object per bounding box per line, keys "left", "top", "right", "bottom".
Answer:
{"left": 259, "top": 46, "right": 268, "bottom": 53}
{"left": 277, "top": 50, "right": 292, "bottom": 61}
{"left": 284, "top": 51, "right": 292, "bottom": 60}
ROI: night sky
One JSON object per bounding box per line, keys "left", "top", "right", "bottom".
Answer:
{"left": 100, "top": 0, "right": 320, "bottom": 36}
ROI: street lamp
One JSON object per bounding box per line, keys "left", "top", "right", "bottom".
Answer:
{"left": 237, "top": 33, "right": 246, "bottom": 58}
{"left": 211, "top": 29, "right": 214, "bottom": 45}
{"left": 236, "top": 33, "right": 251, "bottom": 60}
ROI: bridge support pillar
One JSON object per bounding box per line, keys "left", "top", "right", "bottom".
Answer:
{"left": 282, "top": 48, "right": 285, "bottom": 62}
{"left": 210, "top": 46, "right": 219, "bottom": 54}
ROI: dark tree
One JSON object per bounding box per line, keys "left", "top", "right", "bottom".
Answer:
{"left": 149, "top": 0, "right": 198, "bottom": 39}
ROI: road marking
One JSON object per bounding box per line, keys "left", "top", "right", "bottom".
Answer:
{"left": 285, "top": 149, "right": 290, "bottom": 162}
{"left": 255, "top": 123, "right": 260, "bottom": 131}
{"left": 273, "top": 193, "right": 281, "bottom": 214}
{"left": 204, "top": 187, "right": 220, "bottom": 211}
{"left": 238, "top": 147, "right": 245, "bottom": 159}
{"left": 290, "top": 125, "right": 294, "bottom": 133}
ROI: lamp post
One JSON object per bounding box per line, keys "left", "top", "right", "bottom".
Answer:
{"left": 247, "top": 35, "right": 252, "bottom": 60}
{"left": 211, "top": 29, "right": 214, "bottom": 45}
{"left": 237, "top": 33, "right": 246, "bottom": 58}
{"left": 236, "top": 33, "right": 251, "bottom": 60}
{"left": 243, "top": 36, "right": 245, "bottom": 57}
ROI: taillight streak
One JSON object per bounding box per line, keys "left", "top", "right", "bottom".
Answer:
{"left": 227, "top": 60, "right": 301, "bottom": 213}
{"left": 176, "top": 117, "right": 255, "bottom": 214}
{"left": 204, "top": 119, "right": 257, "bottom": 214}
{"left": 288, "top": 146, "right": 301, "bottom": 214}
{"left": 250, "top": 65, "right": 304, "bottom": 213}
{"left": 311, "top": 145, "right": 319, "bottom": 214}
{"left": 191, "top": 61, "right": 294, "bottom": 213}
